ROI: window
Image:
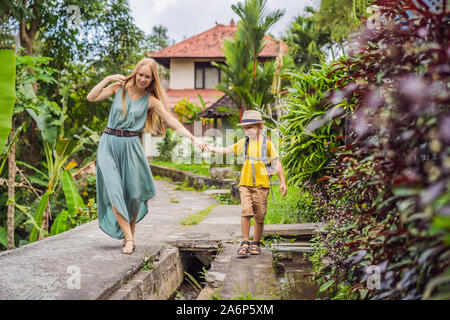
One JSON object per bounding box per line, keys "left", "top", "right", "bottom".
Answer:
{"left": 204, "top": 68, "right": 219, "bottom": 89}
{"left": 195, "top": 68, "right": 204, "bottom": 88}
{"left": 195, "top": 62, "right": 223, "bottom": 89}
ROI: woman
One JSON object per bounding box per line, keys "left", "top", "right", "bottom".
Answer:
{"left": 87, "top": 58, "right": 207, "bottom": 254}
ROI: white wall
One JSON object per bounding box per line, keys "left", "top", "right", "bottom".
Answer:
{"left": 142, "top": 133, "right": 163, "bottom": 158}
{"left": 169, "top": 59, "right": 194, "bottom": 89}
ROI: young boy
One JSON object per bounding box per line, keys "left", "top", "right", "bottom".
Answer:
{"left": 207, "top": 110, "right": 287, "bottom": 257}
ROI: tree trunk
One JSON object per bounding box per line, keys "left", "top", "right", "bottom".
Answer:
{"left": 341, "top": 42, "right": 346, "bottom": 57}
{"left": 330, "top": 44, "right": 335, "bottom": 62}
{"left": 17, "top": 1, "right": 41, "bottom": 166}
{"left": 7, "top": 122, "right": 16, "bottom": 250}
{"left": 19, "top": 0, "right": 39, "bottom": 94}
{"left": 238, "top": 94, "right": 243, "bottom": 122}
{"left": 253, "top": 56, "right": 257, "bottom": 81}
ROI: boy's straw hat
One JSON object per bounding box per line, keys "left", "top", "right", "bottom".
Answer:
{"left": 236, "top": 110, "right": 265, "bottom": 126}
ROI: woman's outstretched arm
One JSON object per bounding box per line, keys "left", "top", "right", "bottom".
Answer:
{"left": 148, "top": 96, "right": 208, "bottom": 151}
{"left": 86, "top": 74, "right": 124, "bottom": 102}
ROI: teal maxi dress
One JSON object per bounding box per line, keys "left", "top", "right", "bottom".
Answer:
{"left": 96, "top": 87, "right": 156, "bottom": 239}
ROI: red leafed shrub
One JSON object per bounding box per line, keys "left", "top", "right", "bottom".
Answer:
{"left": 310, "top": 0, "right": 450, "bottom": 299}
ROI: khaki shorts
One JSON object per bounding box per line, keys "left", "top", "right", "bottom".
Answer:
{"left": 239, "top": 185, "right": 270, "bottom": 223}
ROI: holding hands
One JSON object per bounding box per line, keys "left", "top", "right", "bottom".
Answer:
{"left": 193, "top": 140, "right": 210, "bottom": 152}
{"left": 192, "top": 138, "right": 288, "bottom": 198}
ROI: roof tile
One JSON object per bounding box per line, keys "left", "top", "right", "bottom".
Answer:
{"left": 150, "top": 24, "right": 288, "bottom": 59}
{"left": 165, "top": 88, "right": 225, "bottom": 110}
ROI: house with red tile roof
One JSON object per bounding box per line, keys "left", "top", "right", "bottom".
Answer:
{"left": 147, "top": 19, "right": 288, "bottom": 113}
{"left": 142, "top": 20, "right": 288, "bottom": 158}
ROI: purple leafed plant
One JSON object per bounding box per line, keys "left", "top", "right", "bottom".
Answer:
{"left": 310, "top": 0, "right": 449, "bottom": 300}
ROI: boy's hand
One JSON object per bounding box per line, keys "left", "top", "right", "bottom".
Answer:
{"left": 280, "top": 183, "right": 287, "bottom": 197}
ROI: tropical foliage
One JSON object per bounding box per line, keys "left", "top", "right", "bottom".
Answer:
{"left": 280, "top": 62, "right": 354, "bottom": 187}
{"left": 173, "top": 95, "right": 213, "bottom": 125}
{"left": 282, "top": 7, "right": 331, "bottom": 73}
{"left": 212, "top": 0, "right": 292, "bottom": 117}
{"left": 313, "top": 0, "right": 372, "bottom": 56}
{"left": 156, "top": 129, "right": 180, "bottom": 162}
{"left": 231, "top": 0, "right": 285, "bottom": 82}
{"left": 0, "top": 49, "right": 15, "bottom": 153}
{"left": 2, "top": 0, "right": 448, "bottom": 302}
{"left": 0, "top": 0, "right": 174, "bottom": 250}
{"left": 173, "top": 99, "right": 203, "bottom": 124}
{"left": 283, "top": 0, "right": 450, "bottom": 299}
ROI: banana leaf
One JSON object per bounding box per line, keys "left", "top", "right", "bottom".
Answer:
{"left": 62, "top": 170, "right": 84, "bottom": 216}
{"left": 26, "top": 107, "right": 58, "bottom": 150}
{"left": 0, "top": 49, "right": 16, "bottom": 152}
{"left": 29, "top": 191, "right": 51, "bottom": 243}
{"left": 0, "top": 226, "right": 7, "bottom": 249}
{"left": 15, "top": 160, "right": 49, "bottom": 180}
{"left": 56, "top": 137, "right": 78, "bottom": 158}
{"left": 6, "top": 198, "right": 49, "bottom": 242}
{"left": 50, "top": 210, "right": 69, "bottom": 236}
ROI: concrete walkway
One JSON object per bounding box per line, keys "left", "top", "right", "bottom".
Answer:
{"left": 0, "top": 179, "right": 229, "bottom": 300}
{"left": 0, "top": 178, "right": 324, "bottom": 300}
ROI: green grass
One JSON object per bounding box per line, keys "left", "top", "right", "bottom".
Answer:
{"left": 173, "top": 180, "right": 206, "bottom": 192}
{"left": 153, "top": 175, "right": 205, "bottom": 192}
{"left": 263, "top": 183, "right": 318, "bottom": 224}
{"left": 215, "top": 192, "right": 240, "bottom": 205}
{"left": 180, "top": 203, "right": 217, "bottom": 226}
{"left": 232, "top": 291, "right": 257, "bottom": 300}
{"left": 141, "top": 253, "right": 156, "bottom": 271}
{"left": 153, "top": 175, "right": 173, "bottom": 182}
{"left": 152, "top": 160, "right": 320, "bottom": 224}
{"left": 151, "top": 159, "right": 211, "bottom": 177}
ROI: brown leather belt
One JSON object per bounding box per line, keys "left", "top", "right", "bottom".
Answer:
{"left": 103, "top": 127, "right": 142, "bottom": 137}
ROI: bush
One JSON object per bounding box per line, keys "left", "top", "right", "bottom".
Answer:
{"left": 173, "top": 98, "right": 203, "bottom": 124}
{"left": 156, "top": 129, "right": 179, "bottom": 161}
{"left": 281, "top": 61, "right": 354, "bottom": 187}
{"left": 309, "top": 0, "right": 450, "bottom": 300}
{"left": 265, "top": 184, "right": 319, "bottom": 224}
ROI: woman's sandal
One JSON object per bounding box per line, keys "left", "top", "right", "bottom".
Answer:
{"left": 121, "top": 239, "right": 136, "bottom": 254}
{"left": 250, "top": 241, "right": 263, "bottom": 255}
{"left": 237, "top": 241, "right": 250, "bottom": 258}
{"left": 122, "top": 230, "right": 135, "bottom": 247}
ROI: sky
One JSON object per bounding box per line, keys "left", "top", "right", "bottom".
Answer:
{"left": 128, "top": 0, "right": 321, "bottom": 43}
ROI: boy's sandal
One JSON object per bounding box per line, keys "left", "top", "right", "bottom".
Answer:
{"left": 250, "top": 241, "right": 263, "bottom": 255}
{"left": 237, "top": 241, "right": 250, "bottom": 258}
{"left": 121, "top": 239, "right": 136, "bottom": 254}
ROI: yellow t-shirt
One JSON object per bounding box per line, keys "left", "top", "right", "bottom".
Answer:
{"left": 232, "top": 137, "right": 279, "bottom": 188}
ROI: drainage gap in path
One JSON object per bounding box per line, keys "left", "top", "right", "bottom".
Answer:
{"left": 170, "top": 248, "right": 218, "bottom": 300}
{"left": 269, "top": 240, "right": 324, "bottom": 300}
{"left": 106, "top": 241, "right": 221, "bottom": 300}
{"left": 166, "top": 240, "right": 222, "bottom": 300}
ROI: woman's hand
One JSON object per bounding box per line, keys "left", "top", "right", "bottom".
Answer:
{"left": 106, "top": 74, "right": 126, "bottom": 84}
{"left": 87, "top": 75, "right": 124, "bottom": 102}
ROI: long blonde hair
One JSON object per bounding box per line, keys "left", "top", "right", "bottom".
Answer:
{"left": 120, "top": 58, "right": 170, "bottom": 135}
